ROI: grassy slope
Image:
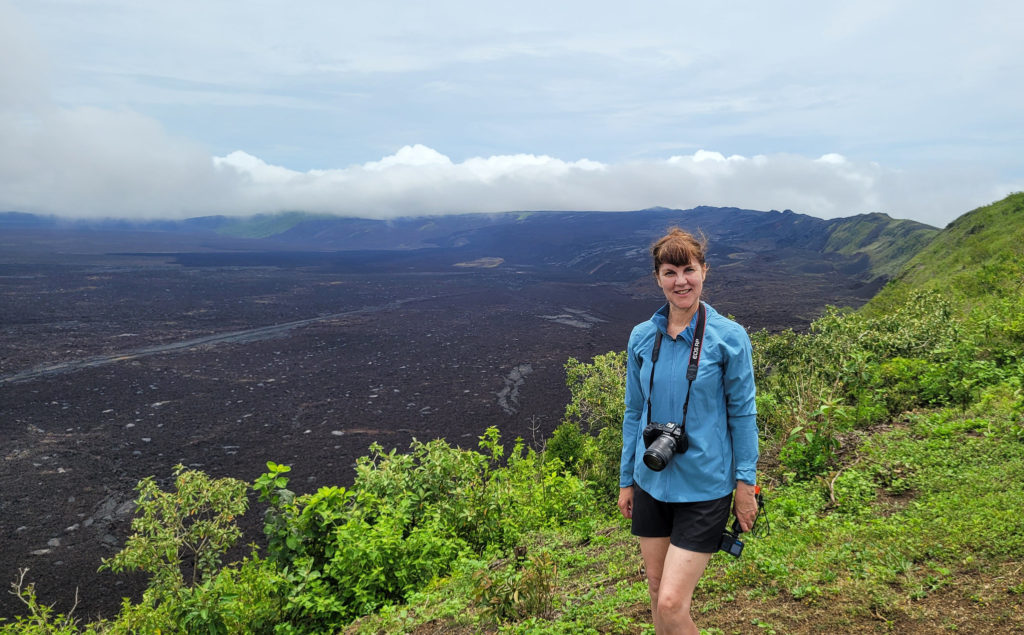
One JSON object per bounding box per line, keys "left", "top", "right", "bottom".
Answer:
{"left": 346, "top": 408, "right": 1024, "bottom": 634}
{"left": 210, "top": 212, "right": 334, "bottom": 239}
{"left": 822, "top": 214, "right": 940, "bottom": 281}
{"left": 865, "top": 192, "right": 1024, "bottom": 312}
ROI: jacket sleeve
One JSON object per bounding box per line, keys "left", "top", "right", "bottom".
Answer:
{"left": 619, "top": 327, "right": 646, "bottom": 488}
{"left": 723, "top": 327, "right": 759, "bottom": 485}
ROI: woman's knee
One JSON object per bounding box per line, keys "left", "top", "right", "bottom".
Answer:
{"left": 656, "top": 588, "right": 692, "bottom": 616}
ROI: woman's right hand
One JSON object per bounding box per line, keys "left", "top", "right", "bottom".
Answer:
{"left": 617, "top": 487, "right": 634, "bottom": 519}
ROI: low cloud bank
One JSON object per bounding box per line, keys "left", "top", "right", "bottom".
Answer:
{"left": 1, "top": 107, "right": 1015, "bottom": 226}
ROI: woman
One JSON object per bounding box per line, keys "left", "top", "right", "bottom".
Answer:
{"left": 618, "top": 227, "right": 759, "bottom": 634}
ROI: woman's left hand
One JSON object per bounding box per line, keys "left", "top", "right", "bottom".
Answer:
{"left": 734, "top": 481, "right": 758, "bottom": 532}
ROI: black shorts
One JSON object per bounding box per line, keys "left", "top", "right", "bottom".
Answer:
{"left": 630, "top": 486, "right": 733, "bottom": 553}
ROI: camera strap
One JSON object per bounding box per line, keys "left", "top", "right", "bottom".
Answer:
{"left": 646, "top": 302, "right": 706, "bottom": 429}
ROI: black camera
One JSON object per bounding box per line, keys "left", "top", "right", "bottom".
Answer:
{"left": 718, "top": 520, "right": 744, "bottom": 558}
{"left": 642, "top": 422, "right": 688, "bottom": 471}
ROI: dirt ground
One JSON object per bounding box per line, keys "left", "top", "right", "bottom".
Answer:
{"left": 0, "top": 254, "right": 873, "bottom": 622}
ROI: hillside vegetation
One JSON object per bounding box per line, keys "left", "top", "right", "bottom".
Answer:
{"left": 866, "top": 192, "right": 1024, "bottom": 311}
{"left": 822, "top": 213, "right": 939, "bottom": 280}
{"left": 4, "top": 195, "right": 1023, "bottom": 634}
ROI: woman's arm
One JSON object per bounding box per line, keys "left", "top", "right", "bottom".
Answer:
{"left": 619, "top": 327, "right": 646, "bottom": 490}
{"left": 723, "top": 328, "right": 759, "bottom": 486}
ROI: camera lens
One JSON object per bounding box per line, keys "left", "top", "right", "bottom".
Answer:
{"left": 643, "top": 434, "right": 676, "bottom": 471}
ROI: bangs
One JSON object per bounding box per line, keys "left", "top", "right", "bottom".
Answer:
{"left": 657, "top": 240, "right": 698, "bottom": 267}
{"left": 650, "top": 227, "right": 708, "bottom": 271}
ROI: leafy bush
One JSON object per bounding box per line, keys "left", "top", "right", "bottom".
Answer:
{"left": 562, "top": 352, "right": 626, "bottom": 435}
{"left": 473, "top": 552, "right": 557, "bottom": 622}
{"left": 778, "top": 422, "right": 838, "bottom": 481}
{"left": 546, "top": 421, "right": 588, "bottom": 468}
{"left": 0, "top": 570, "right": 82, "bottom": 635}
{"left": 96, "top": 467, "right": 280, "bottom": 635}
{"left": 254, "top": 428, "right": 600, "bottom": 630}
{"left": 869, "top": 357, "right": 934, "bottom": 414}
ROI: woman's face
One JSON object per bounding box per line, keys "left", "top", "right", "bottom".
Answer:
{"left": 657, "top": 261, "right": 707, "bottom": 315}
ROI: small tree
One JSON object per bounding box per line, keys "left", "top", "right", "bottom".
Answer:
{"left": 558, "top": 351, "right": 627, "bottom": 497}
{"left": 562, "top": 351, "right": 627, "bottom": 435}
{"left": 100, "top": 465, "right": 249, "bottom": 595}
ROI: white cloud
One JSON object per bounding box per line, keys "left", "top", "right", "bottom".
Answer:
{"left": 363, "top": 144, "right": 453, "bottom": 170}
{"left": 0, "top": 2, "right": 48, "bottom": 110}
{"left": 816, "top": 153, "right": 847, "bottom": 165}
{"left": 1, "top": 96, "right": 1017, "bottom": 224}
{"left": 0, "top": 104, "right": 236, "bottom": 218}
{"left": 214, "top": 151, "right": 302, "bottom": 183}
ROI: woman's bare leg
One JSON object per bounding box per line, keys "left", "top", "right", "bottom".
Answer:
{"left": 654, "top": 545, "right": 713, "bottom": 634}
{"left": 638, "top": 537, "right": 671, "bottom": 618}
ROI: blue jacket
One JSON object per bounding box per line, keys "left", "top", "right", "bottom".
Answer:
{"left": 619, "top": 302, "right": 759, "bottom": 502}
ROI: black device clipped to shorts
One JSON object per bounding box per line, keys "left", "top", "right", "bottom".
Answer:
{"left": 718, "top": 486, "right": 769, "bottom": 558}
{"left": 718, "top": 519, "right": 746, "bottom": 557}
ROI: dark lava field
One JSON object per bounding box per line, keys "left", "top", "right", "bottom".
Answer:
{"left": 0, "top": 246, "right": 877, "bottom": 621}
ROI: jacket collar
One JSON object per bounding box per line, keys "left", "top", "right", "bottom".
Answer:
{"left": 652, "top": 301, "right": 711, "bottom": 336}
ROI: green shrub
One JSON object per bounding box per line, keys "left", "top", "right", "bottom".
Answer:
{"left": 869, "top": 357, "right": 933, "bottom": 414}
{"left": 557, "top": 352, "right": 630, "bottom": 498}
{"left": 0, "top": 570, "right": 83, "bottom": 635}
{"left": 779, "top": 421, "right": 838, "bottom": 481}
{"left": 253, "top": 428, "right": 600, "bottom": 631}
{"left": 562, "top": 352, "right": 626, "bottom": 435}
{"left": 473, "top": 552, "right": 557, "bottom": 622}
{"left": 546, "top": 421, "right": 587, "bottom": 468}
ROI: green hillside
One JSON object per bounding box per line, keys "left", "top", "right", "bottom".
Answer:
{"left": 822, "top": 213, "right": 939, "bottom": 280}
{"left": 866, "top": 192, "right": 1024, "bottom": 311}
{"left": 211, "top": 212, "right": 334, "bottom": 238}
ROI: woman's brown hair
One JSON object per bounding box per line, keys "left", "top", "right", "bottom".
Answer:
{"left": 650, "top": 227, "right": 708, "bottom": 273}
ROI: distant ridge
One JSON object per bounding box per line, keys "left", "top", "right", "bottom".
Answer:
{"left": 0, "top": 207, "right": 937, "bottom": 285}
{"left": 823, "top": 213, "right": 939, "bottom": 280}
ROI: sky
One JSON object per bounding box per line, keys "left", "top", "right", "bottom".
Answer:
{"left": 1, "top": 1, "right": 1022, "bottom": 226}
